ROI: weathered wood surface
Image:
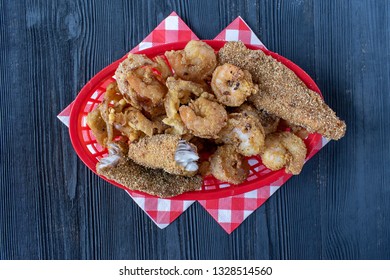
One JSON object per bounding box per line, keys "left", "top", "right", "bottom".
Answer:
{"left": 1, "top": 0, "right": 389, "bottom": 259}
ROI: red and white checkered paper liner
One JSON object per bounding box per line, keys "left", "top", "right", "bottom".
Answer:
{"left": 58, "top": 12, "right": 329, "bottom": 234}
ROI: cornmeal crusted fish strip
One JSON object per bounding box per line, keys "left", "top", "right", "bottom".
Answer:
{"left": 218, "top": 41, "right": 346, "bottom": 140}
{"left": 127, "top": 134, "right": 199, "bottom": 176}
{"left": 97, "top": 158, "right": 202, "bottom": 198}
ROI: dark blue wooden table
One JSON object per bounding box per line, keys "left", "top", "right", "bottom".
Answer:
{"left": 1, "top": 0, "right": 389, "bottom": 259}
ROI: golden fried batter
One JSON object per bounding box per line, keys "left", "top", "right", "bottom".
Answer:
{"left": 97, "top": 157, "right": 202, "bottom": 198}
{"left": 153, "top": 55, "right": 173, "bottom": 81}
{"left": 86, "top": 105, "right": 108, "bottom": 146}
{"left": 115, "top": 54, "right": 167, "bottom": 117}
{"left": 179, "top": 96, "right": 228, "bottom": 139}
{"left": 261, "top": 131, "right": 307, "bottom": 174}
{"left": 218, "top": 112, "right": 265, "bottom": 156}
{"left": 162, "top": 77, "right": 206, "bottom": 135}
{"left": 235, "top": 103, "right": 280, "bottom": 135}
{"left": 211, "top": 63, "right": 258, "bottom": 107}
{"left": 127, "top": 134, "right": 198, "bottom": 176}
{"left": 209, "top": 144, "right": 250, "bottom": 184}
{"left": 165, "top": 40, "right": 217, "bottom": 83}
{"left": 115, "top": 54, "right": 155, "bottom": 100}
{"left": 218, "top": 41, "right": 346, "bottom": 140}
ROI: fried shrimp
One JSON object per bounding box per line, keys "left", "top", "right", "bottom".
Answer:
{"left": 163, "top": 95, "right": 187, "bottom": 135}
{"left": 115, "top": 54, "right": 167, "bottom": 118}
{"left": 211, "top": 63, "right": 258, "bottom": 107}
{"left": 260, "top": 134, "right": 290, "bottom": 171}
{"left": 218, "top": 112, "right": 265, "bottom": 156}
{"left": 166, "top": 76, "right": 205, "bottom": 103}
{"left": 235, "top": 103, "right": 280, "bottom": 135}
{"left": 126, "top": 67, "right": 167, "bottom": 116}
{"left": 165, "top": 40, "right": 217, "bottom": 83}
{"left": 153, "top": 55, "right": 173, "bottom": 81}
{"left": 260, "top": 132, "right": 307, "bottom": 175}
{"left": 209, "top": 145, "right": 250, "bottom": 184}
{"left": 179, "top": 96, "right": 228, "bottom": 138}
{"left": 257, "top": 110, "right": 280, "bottom": 135}
{"left": 115, "top": 53, "right": 155, "bottom": 98}
{"left": 113, "top": 107, "right": 164, "bottom": 138}
{"left": 163, "top": 77, "right": 207, "bottom": 135}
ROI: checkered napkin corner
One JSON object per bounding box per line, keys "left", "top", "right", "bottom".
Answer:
{"left": 131, "top": 11, "right": 199, "bottom": 52}
{"left": 131, "top": 193, "right": 195, "bottom": 229}
{"left": 198, "top": 174, "right": 292, "bottom": 234}
{"left": 214, "top": 16, "right": 267, "bottom": 49}
{"left": 57, "top": 103, "right": 72, "bottom": 127}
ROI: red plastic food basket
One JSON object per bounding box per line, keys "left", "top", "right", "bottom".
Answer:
{"left": 69, "top": 40, "right": 323, "bottom": 200}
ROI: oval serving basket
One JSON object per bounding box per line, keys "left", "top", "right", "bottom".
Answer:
{"left": 69, "top": 40, "right": 323, "bottom": 200}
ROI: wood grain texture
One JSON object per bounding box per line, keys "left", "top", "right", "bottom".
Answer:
{"left": 0, "top": 0, "right": 389, "bottom": 260}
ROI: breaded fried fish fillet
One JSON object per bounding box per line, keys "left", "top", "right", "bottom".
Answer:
{"left": 218, "top": 41, "right": 346, "bottom": 140}
{"left": 127, "top": 134, "right": 199, "bottom": 176}
{"left": 96, "top": 143, "right": 202, "bottom": 198}
{"left": 97, "top": 159, "right": 202, "bottom": 198}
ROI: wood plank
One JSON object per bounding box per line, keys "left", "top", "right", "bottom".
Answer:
{"left": 313, "top": 0, "right": 390, "bottom": 259}
{"left": 0, "top": 0, "right": 389, "bottom": 260}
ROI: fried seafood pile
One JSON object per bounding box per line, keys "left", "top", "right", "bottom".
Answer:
{"left": 87, "top": 40, "right": 346, "bottom": 198}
